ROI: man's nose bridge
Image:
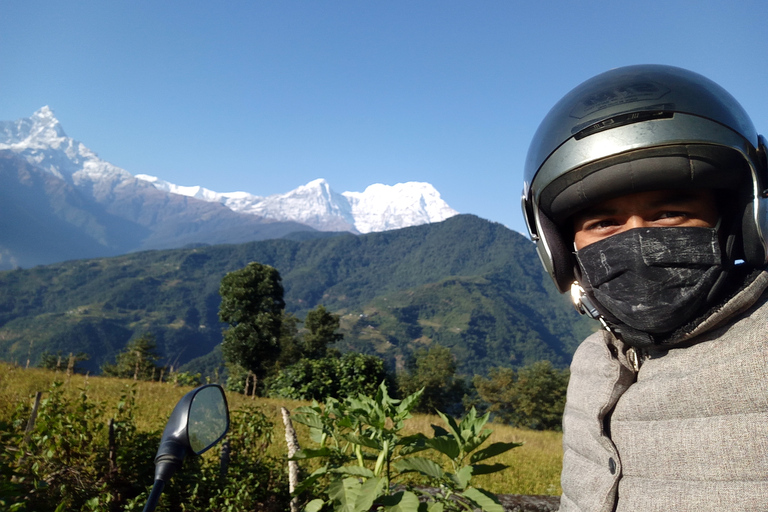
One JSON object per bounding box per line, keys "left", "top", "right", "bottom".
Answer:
{"left": 627, "top": 215, "right": 647, "bottom": 229}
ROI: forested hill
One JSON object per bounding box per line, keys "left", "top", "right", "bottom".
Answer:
{"left": 0, "top": 214, "right": 594, "bottom": 376}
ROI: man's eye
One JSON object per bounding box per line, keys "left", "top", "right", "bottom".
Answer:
{"left": 585, "top": 219, "right": 617, "bottom": 230}
{"left": 658, "top": 211, "right": 687, "bottom": 220}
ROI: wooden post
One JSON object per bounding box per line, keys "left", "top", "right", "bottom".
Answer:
{"left": 108, "top": 418, "right": 117, "bottom": 473}
{"left": 219, "top": 438, "right": 230, "bottom": 479}
{"left": 66, "top": 352, "right": 75, "bottom": 381}
{"left": 26, "top": 339, "right": 33, "bottom": 369}
{"left": 23, "top": 392, "right": 43, "bottom": 445}
{"left": 281, "top": 407, "right": 300, "bottom": 512}
{"left": 133, "top": 350, "right": 141, "bottom": 381}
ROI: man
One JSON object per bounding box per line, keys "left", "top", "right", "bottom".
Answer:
{"left": 521, "top": 64, "right": 768, "bottom": 511}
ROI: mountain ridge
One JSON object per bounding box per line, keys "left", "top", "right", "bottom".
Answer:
{"left": 0, "top": 214, "right": 593, "bottom": 376}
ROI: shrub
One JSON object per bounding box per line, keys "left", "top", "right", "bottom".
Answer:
{"left": 0, "top": 379, "right": 289, "bottom": 512}
{"left": 266, "top": 352, "right": 390, "bottom": 401}
{"left": 474, "top": 361, "right": 569, "bottom": 431}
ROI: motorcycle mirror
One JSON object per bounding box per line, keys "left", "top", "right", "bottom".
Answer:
{"left": 143, "top": 384, "right": 230, "bottom": 512}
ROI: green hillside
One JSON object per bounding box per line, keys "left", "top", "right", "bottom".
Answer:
{"left": 0, "top": 215, "right": 594, "bottom": 376}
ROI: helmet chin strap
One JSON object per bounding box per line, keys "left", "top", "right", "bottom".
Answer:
{"left": 570, "top": 240, "right": 613, "bottom": 331}
{"left": 570, "top": 281, "right": 612, "bottom": 332}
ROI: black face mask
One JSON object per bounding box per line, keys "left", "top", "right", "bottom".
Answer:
{"left": 575, "top": 227, "right": 724, "bottom": 334}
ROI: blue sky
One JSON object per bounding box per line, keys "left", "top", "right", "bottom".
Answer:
{"left": 2, "top": 1, "right": 767, "bottom": 235}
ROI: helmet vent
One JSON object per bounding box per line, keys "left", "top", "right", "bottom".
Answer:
{"left": 574, "top": 110, "right": 674, "bottom": 140}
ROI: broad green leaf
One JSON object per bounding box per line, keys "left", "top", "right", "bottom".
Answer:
{"left": 394, "top": 457, "right": 445, "bottom": 479}
{"left": 309, "top": 428, "right": 326, "bottom": 444}
{"left": 454, "top": 465, "right": 473, "bottom": 490}
{"left": 463, "top": 429, "right": 493, "bottom": 453}
{"left": 292, "top": 413, "right": 324, "bottom": 429}
{"left": 436, "top": 410, "right": 462, "bottom": 443}
{"left": 330, "top": 465, "right": 376, "bottom": 478}
{"left": 343, "top": 432, "right": 383, "bottom": 450}
{"left": 426, "top": 502, "right": 444, "bottom": 512}
{"left": 292, "top": 467, "right": 328, "bottom": 496}
{"left": 460, "top": 487, "right": 504, "bottom": 512}
{"left": 294, "top": 404, "right": 321, "bottom": 414}
{"left": 459, "top": 407, "right": 478, "bottom": 429}
{"left": 395, "top": 388, "right": 423, "bottom": 418}
{"left": 397, "top": 433, "right": 428, "bottom": 446}
{"left": 328, "top": 477, "right": 362, "bottom": 512}
{"left": 430, "top": 424, "right": 450, "bottom": 437}
{"left": 425, "top": 436, "right": 460, "bottom": 459}
{"left": 291, "top": 447, "right": 333, "bottom": 460}
{"left": 304, "top": 499, "right": 325, "bottom": 512}
{"left": 398, "top": 434, "right": 428, "bottom": 455}
{"left": 378, "top": 490, "right": 421, "bottom": 512}
{"left": 355, "top": 477, "right": 387, "bottom": 512}
{"left": 469, "top": 441, "right": 523, "bottom": 463}
{"left": 470, "top": 463, "right": 508, "bottom": 475}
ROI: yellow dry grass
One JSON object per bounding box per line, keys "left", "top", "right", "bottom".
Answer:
{"left": 1, "top": 363, "right": 562, "bottom": 496}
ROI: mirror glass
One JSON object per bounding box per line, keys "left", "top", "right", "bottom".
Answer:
{"left": 187, "top": 385, "right": 229, "bottom": 454}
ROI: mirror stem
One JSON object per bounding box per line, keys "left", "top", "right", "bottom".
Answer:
{"left": 142, "top": 479, "right": 166, "bottom": 512}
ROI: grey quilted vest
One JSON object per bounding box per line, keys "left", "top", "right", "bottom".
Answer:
{"left": 559, "top": 271, "right": 768, "bottom": 512}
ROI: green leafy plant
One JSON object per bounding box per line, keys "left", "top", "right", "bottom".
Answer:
{"left": 290, "top": 383, "right": 520, "bottom": 512}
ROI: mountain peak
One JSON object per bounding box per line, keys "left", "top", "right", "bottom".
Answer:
{"left": 1, "top": 106, "right": 65, "bottom": 146}
{"left": 32, "top": 105, "right": 56, "bottom": 122}
{"left": 304, "top": 178, "right": 330, "bottom": 188}
{"left": 0, "top": 107, "right": 130, "bottom": 183}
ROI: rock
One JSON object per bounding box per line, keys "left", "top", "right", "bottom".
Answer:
{"left": 496, "top": 493, "right": 560, "bottom": 512}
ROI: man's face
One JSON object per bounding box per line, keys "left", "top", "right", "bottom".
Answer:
{"left": 571, "top": 189, "right": 719, "bottom": 250}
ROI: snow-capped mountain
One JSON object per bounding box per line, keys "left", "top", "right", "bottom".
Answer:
{"left": 136, "top": 174, "right": 458, "bottom": 234}
{"left": 0, "top": 106, "right": 133, "bottom": 188}
{"left": 0, "top": 107, "right": 459, "bottom": 269}
{"left": 3, "top": 106, "right": 457, "bottom": 236}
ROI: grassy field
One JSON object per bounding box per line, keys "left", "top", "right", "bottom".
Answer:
{"left": 1, "top": 363, "right": 563, "bottom": 496}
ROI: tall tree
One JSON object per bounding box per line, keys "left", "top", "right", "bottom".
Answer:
{"left": 301, "top": 304, "right": 343, "bottom": 359}
{"left": 101, "top": 333, "right": 164, "bottom": 380}
{"left": 473, "top": 360, "right": 569, "bottom": 430}
{"left": 398, "top": 345, "right": 466, "bottom": 414}
{"left": 219, "top": 262, "right": 285, "bottom": 380}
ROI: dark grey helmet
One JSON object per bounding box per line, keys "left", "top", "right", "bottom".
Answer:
{"left": 522, "top": 64, "right": 768, "bottom": 293}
